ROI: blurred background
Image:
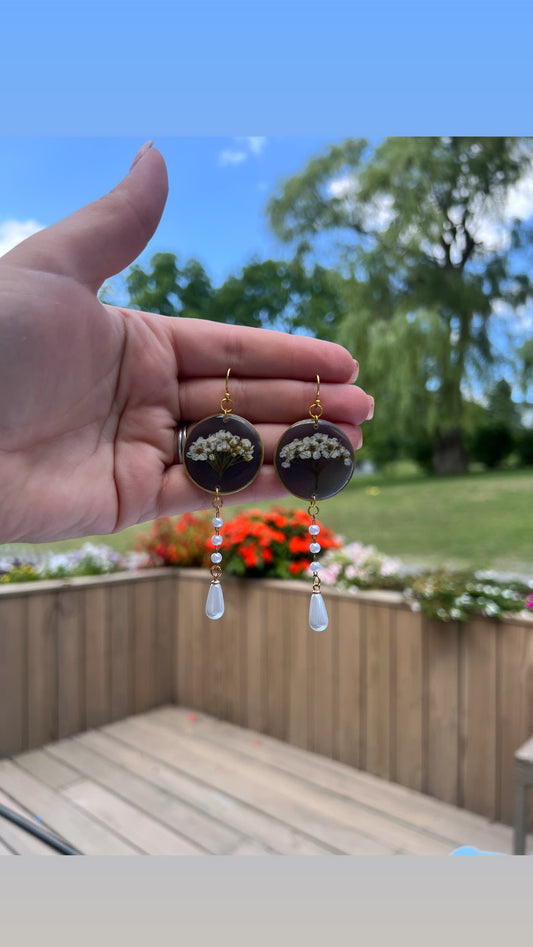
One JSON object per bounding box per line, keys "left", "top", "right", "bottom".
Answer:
{"left": 2, "top": 135, "right": 533, "bottom": 575}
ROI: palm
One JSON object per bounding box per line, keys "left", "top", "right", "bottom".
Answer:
{"left": 0, "top": 264, "right": 180, "bottom": 540}
{"left": 0, "top": 146, "right": 370, "bottom": 544}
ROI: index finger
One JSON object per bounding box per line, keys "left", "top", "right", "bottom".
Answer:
{"left": 142, "top": 314, "right": 359, "bottom": 383}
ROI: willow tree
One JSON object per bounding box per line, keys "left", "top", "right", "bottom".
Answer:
{"left": 268, "top": 137, "right": 533, "bottom": 473}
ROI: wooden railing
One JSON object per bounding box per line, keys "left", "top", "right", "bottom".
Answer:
{"left": 1, "top": 569, "right": 532, "bottom": 827}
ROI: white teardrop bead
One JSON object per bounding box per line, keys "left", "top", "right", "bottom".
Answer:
{"left": 206, "top": 581, "right": 224, "bottom": 620}
{"left": 309, "top": 592, "right": 328, "bottom": 632}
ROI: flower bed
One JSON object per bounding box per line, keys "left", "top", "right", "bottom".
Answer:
{"left": 1, "top": 507, "right": 532, "bottom": 622}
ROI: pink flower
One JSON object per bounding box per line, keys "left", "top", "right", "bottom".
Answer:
{"left": 526, "top": 593, "right": 533, "bottom": 611}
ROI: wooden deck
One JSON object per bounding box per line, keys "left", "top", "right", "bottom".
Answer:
{"left": 0, "top": 706, "right": 524, "bottom": 855}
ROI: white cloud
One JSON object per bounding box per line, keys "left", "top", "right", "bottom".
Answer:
{"left": 219, "top": 149, "right": 248, "bottom": 166}
{"left": 0, "top": 219, "right": 45, "bottom": 257}
{"left": 245, "top": 137, "right": 267, "bottom": 156}
{"left": 471, "top": 167, "right": 533, "bottom": 253}
{"left": 218, "top": 137, "right": 267, "bottom": 167}
{"left": 329, "top": 161, "right": 533, "bottom": 256}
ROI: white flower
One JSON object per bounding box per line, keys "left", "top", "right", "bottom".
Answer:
{"left": 186, "top": 429, "right": 254, "bottom": 474}
{"left": 279, "top": 432, "right": 352, "bottom": 468}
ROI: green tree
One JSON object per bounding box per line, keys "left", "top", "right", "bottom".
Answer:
{"left": 486, "top": 378, "right": 521, "bottom": 430}
{"left": 268, "top": 137, "right": 533, "bottom": 473}
{"left": 126, "top": 253, "right": 346, "bottom": 338}
{"left": 126, "top": 252, "right": 215, "bottom": 319}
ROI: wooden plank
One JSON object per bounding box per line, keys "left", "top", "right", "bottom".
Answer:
{"left": 78, "top": 727, "right": 331, "bottom": 854}
{"left": 425, "top": 619, "right": 460, "bottom": 805}
{"left": 0, "top": 760, "right": 137, "bottom": 854}
{"left": 265, "top": 587, "right": 287, "bottom": 742}
{"left": 85, "top": 586, "right": 110, "bottom": 729}
{"left": 244, "top": 582, "right": 267, "bottom": 733}
{"left": 393, "top": 607, "right": 423, "bottom": 792}
{"left": 286, "top": 589, "right": 310, "bottom": 750}
{"left": 49, "top": 735, "right": 238, "bottom": 854}
{"left": 0, "top": 821, "right": 54, "bottom": 855}
{"left": 309, "top": 594, "right": 335, "bottom": 758}
{"left": 106, "top": 716, "right": 393, "bottom": 854}
{"left": 158, "top": 707, "right": 515, "bottom": 853}
{"left": 188, "top": 575, "right": 210, "bottom": 714}
{"left": 26, "top": 592, "right": 57, "bottom": 750}
{"left": 0, "top": 597, "right": 27, "bottom": 757}
{"left": 0, "top": 786, "right": 57, "bottom": 854}
{"left": 132, "top": 579, "right": 156, "bottom": 713}
{"left": 364, "top": 602, "right": 391, "bottom": 780}
{"left": 108, "top": 581, "right": 133, "bottom": 721}
{"left": 14, "top": 748, "right": 79, "bottom": 790}
{"left": 62, "top": 780, "right": 202, "bottom": 855}
{"left": 154, "top": 576, "right": 175, "bottom": 705}
{"left": 498, "top": 621, "right": 533, "bottom": 826}
{"left": 175, "top": 574, "right": 201, "bottom": 709}
{"left": 460, "top": 618, "right": 497, "bottom": 820}
{"left": 106, "top": 715, "right": 449, "bottom": 854}
{"left": 334, "top": 597, "right": 362, "bottom": 768}
{"left": 218, "top": 577, "right": 244, "bottom": 725}
{"left": 56, "top": 588, "right": 84, "bottom": 739}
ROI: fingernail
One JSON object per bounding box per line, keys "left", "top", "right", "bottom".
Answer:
{"left": 356, "top": 428, "right": 363, "bottom": 450}
{"left": 349, "top": 359, "right": 359, "bottom": 383}
{"left": 366, "top": 397, "right": 374, "bottom": 420}
{"left": 130, "top": 140, "right": 153, "bottom": 171}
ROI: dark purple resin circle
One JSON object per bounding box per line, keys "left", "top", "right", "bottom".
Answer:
{"left": 183, "top": 414, "right": 263, "bottom": 495}
{"left": 274, "top": 419, "right": 355, "bottom": 500}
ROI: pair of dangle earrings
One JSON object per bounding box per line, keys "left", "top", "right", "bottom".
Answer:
{"left": 182, "top": 371, "right": 355, "bottom": 631}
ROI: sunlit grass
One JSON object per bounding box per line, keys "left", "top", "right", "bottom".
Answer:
{"left": 2, "top": 466, "right": 532, "bottom": 576}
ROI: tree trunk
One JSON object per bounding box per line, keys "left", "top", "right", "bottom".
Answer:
{"left": 432, "top": 428, "right": 469, "bottom": 475}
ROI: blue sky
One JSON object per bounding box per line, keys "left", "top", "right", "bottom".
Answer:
{"left": 1, "top": 134, "right": 533, "bottom": 405}
{"left": 0, "top": 137, "right": 335, "bottom": 286}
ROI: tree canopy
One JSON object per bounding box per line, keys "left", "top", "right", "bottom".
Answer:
{"left": 267, "top": 137, "right": 533, "bottom": 472}
{"left": 125, "top": 252, "right": 345, "bottom": 341}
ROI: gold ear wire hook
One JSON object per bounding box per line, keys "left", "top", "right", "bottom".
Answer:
{"left": 308, "top": 374, "right": 323, "bottom": 427}
{"left": 220, "top": 368, "right": 234, "bottom": 420}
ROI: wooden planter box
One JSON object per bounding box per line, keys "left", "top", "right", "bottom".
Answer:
{"left": 1, "top": 568, "right": 532, "bottom": 827}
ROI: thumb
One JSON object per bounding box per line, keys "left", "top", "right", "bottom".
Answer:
{"left": 4, "top": 143, "right": 168, "bottom": 293}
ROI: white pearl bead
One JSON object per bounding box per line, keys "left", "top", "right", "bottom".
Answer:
{"left": 309, "top": 524, "right": 320, "bottom": 535}
{"left": 211, "top": 552, "right": 222, "bottom": 563}
{"left": 309, "top": 542, "right": 321, "bottom": 554}
{"left": 206, "top": 581, "right": 224, "bottom": 620}
{"left": 310, "top": 561, "right": 321, "bottom": 573}
{"left": 309, "top": 592, "right": 328, "bottom": 632}
{"left": 212, "top": 517, "right": 223, "bottom": 528}
{"left": 212, "top": 535, "right": 223, "bottom": 546}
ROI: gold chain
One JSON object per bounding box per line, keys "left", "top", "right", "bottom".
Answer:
{"left": 210, "top": 489, "right": 224, "bottom": 580}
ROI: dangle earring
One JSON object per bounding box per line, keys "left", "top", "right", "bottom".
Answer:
{"left": 182, "top": 369, "right": 264, "bottom": 620}
{"left": 274, "top": 376, "right": 355, "bottom": 631}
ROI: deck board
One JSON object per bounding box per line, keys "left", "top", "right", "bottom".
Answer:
{"left": 0, "top": 705, "right": 527, "bottom": 855}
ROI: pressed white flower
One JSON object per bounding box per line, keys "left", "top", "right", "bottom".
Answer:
{"left": 186, "top": 429, "right": 255, "bottom": 474}
{"left": 279, "top": 432, "right": 351, "bottom": 468}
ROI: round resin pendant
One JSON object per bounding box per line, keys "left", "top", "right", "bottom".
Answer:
{"left": 183, "top": 414, "right": 264, "bottom": 495}
{"left": 274, "top": 419, "right": 355, "bottom": 500}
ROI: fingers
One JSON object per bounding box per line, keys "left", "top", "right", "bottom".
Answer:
{"left": 4, "top": 145, "right": 168, "bottom": 294}
{"left": 178, "top": 377, "right": 371, "bottom": 429}
{"left": 156, "top": 315, "right": 359, "bottom": 384}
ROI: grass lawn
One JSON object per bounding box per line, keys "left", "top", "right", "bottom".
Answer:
{"left": 2, "top": 466, "right": 532, "bottom": 577}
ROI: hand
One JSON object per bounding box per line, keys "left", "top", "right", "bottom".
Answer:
{"left": 0, "top": 144, "right": 373, "bottom": 543}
